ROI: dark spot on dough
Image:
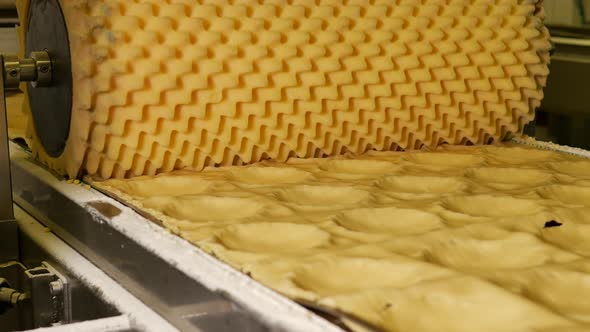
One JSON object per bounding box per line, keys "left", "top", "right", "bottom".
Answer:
{"left": 544, "top": 220, "right": 563, "bottom": 228}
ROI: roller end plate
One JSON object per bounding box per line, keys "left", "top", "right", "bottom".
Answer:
{"left": 26, "top": 0, "right": 72, "bottom": 158}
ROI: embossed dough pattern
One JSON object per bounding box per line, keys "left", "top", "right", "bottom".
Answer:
{"left": 17, "top": 0, "right": 550, "bottom": 179}
{"left": 96, "top": 145, "right": 590, "bottom": 332}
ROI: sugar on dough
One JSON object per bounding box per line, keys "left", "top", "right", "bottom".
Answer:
{"left": 95, "top": 144, "right": 590, "bottom": 332}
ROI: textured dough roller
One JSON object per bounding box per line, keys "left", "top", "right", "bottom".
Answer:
{"left": 18, "top": 0, "right": 551, "bottom": 179}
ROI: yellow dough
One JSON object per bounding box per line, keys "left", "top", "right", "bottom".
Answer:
{"left": 540, "top": 224, "right": 590, "bottom": 257}
{"left": 142, "top": 195, "right": 265, "bottom": 222}
{"left": 320, "top": 159, "right": 399, "bottom": 175}
{"left": 442, "top": 194, "right": 544, "bottom": 217}
{"left": 292, "top": 255, "right": 455, "bottom": 297}
{"left": 334, "top": 207, "right": 443, "bottom": 235}
{"left": 377, "top": 175, "right": 467, "bottom": 193}
{"left": 403, "top": 152, "right": 485, "bottom": 168}
{"left": 484, "top": 146, "right": 561, "bottom": 165}
{"left": 218, "top": 222, "right": 331, "bottom": 253}
{"left": 275, "top": 185, "right": 370, "bottom": 207}
{"left": 547, "top": 161, "right": 590, "bottom": 179}
{"left": 95, "top": 145, "right": 590, "bottom": 332}
{"left": 487, "top": 266, "right": 590, "bottom": 323}
{"left": 537, "top": 185, "right": 590, "bottom": 207}
{"left": 227, "top": 166, "right": 313, "bottom": 184}
{"left": 325, "top": 277, "right": 571, "bottom": 332}
{"left": 465, "top": 167, "right": 553, "bottom": 186}
{"left": 17, "top": 0, "right": 551, "bottom": 179}
{"left": 105, "top": 173, "right": 212, "bottom": 197}
{"left": 425, "top": 228, "right": 578, "bottom": 270}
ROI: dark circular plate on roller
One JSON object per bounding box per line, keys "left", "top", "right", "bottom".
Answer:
{"left": 26, "top": 0, "right": 72, "bottom": 158}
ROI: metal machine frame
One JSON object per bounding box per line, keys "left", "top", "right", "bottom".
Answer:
{"left": 1, "top": 51, "right": 51, "bottom": 223}
{"left": 1, "top": 51, "right": 52, "bottom": 267}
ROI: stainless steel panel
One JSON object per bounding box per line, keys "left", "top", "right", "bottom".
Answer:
{"left": 537, "top": 36, "right": 590, "bottom": 150}
{"left": 10, "top": 161, "right": 273, "bottom": 332}
{"left": 0, "top": 1, "right": 14, "bottom": 9}
{"left": 0, "top": 28, "right": 18, "bottom": 54}
{"left": 0, "top": 220, "right": 17, "bottom": 261}
{"left": 17, "top": 229, "right": 121, "bottom": 324}
{"left": 0, "top": 55, "right": 14, "bottom": 222}
{"left": 13, "top": 204, "right": 174, "bottom": 332}
{"left": 541, "top": 40, "right": 590, "bottom": 116}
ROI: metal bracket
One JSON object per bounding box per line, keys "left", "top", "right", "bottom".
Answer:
{"left": 0, "top": 260, "right": 70, "bottom": 328}
{"left": 3, "top": 52, "right": 52, "bottom": 90}
{"left": 24, "top": 261, "right": 71, "bottom": 327}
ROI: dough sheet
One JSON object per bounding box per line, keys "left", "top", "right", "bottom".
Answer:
{"left": 94, "top": 144, "right": 590, "bottom": 332}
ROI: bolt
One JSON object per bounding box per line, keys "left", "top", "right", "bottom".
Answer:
{"left": 49, "top": 280, "right": 63, "bottom": 296}
{"left": 9, "top": 69, "right": 17, "bottom": 77}
{"left": 40, "top": 65, "right": 49, "bottom": 73}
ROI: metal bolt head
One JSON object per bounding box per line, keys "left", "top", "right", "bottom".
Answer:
{"left": 9, "top": 69, "right": 17, "bottom": 77}
{"left": 30, "top": 51, "right": 52, "bottom": 87}
{"left": 49, "top": 280, "right": 63, "bottom": 296}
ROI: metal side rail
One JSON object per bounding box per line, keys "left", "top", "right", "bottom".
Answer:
{"left": 11, "top": 204, "right": 165, "bottom": 332}
{"left": 9, "top": 142, "right": 343, "bottom": 332}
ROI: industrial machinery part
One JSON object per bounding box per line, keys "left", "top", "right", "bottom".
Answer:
{"left": 0, "top": 50, "right": 53, "bottom": 317}
{"left": 0, "top": 261, "right": 71, "bottom": 328}
{"left": 0, "top": 275, "right": 27, "bottom": 315}
{"left": 0, "top": 50, "right": 52, "bottom": 223}
{"left": 17, "top": 0, "right": 552, "bottom": 179}
{"left": 3, "top": 51, "right": 51, "bottom": 89}
{"left": 25, "top": 0, "right": 71, "bottom": 158}
{"left": 24, "top": 261, "right": 71, "bottom": 327}
{"left": 0, "top": 204, "right": 176, "bottom": 332}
